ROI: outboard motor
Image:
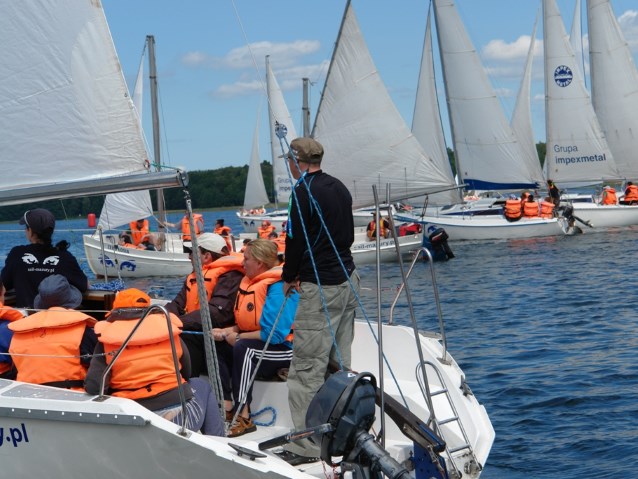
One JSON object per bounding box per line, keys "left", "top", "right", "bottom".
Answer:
{"left": 306, "top": 371, "right": 448, "bottom": 479}
{"left": 424, "top": 226, "right": 454, "bottom": 261}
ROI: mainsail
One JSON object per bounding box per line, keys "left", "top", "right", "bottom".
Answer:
{"left": 0, "top": 0, "right": 183, "bottom": 206}
{"left": 412, "top": 8, "right": 460, "bottom": 206}
{"left": 243, "top": 106, "right": 270, "bottom": 210}
{"left": 313, "top": 1, "right": 455, "bottom": 209}
{"left": 433, "top": 0, "right": 541, "bottom": 191}
{"left": 266, "top": 56, "right": 297, "bottom": 207}
{"left": 543, "top": 0, "right": 620, "bottom": 185}
{"left": 588, "top": 0, "right": 638, "bottom": 180}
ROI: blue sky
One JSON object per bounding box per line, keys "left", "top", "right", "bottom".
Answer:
{"left": 103, "top": 0, "right": 638, "bottom": 173}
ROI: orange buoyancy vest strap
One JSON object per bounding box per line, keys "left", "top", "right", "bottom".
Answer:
{"left": 129, "top": 220, "right": 150, "bottom": 246}
{"left": 182, "top": 214, "right": 204, "bottom": 241}
{"left": 523, "top": 201, "right": 539, "bottom": 217}
{"left": 96, "top": 312, "right": 185, "bottom": 400}
{"left": 9, "top": 308, "right": 93, "bottom": 387}
{"left": 184, "top": 253, "right": 245, "bottom": 313}
{"left": 234, "top": 268, "right": 283, "bottom": 332}
{"left": 504, "top": 199, "right": 523, "bottom": 218}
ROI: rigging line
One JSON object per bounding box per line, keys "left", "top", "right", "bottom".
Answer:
{"left": 229, "top": 0, "right": 277, "bottom": 121}
{"left": 279, "top": 132, "right": 408, "bottom": 406}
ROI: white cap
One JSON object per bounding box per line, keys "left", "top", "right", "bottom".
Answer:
{"left": 197, "top": 233, "right": 227, "bottom": 254}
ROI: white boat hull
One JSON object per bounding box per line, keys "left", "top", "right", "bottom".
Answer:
{"left": 351, "top": 227, "right": 424, "bottom": 264}
{"left": 398, "top": 214, "right": 568, "bottom": 241}
{"left": 238, "top": 210, "right": 373, "bottom": 234}
{"left": 83, "top": 233, "right": 192, "bottom": 278}
{"left": 0, "top": 321, "right": 493, "bottom": 478}
{"left": 569, "top": 203, "right": 638, "bottom": 228}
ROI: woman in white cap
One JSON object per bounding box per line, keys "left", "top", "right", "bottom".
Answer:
{"left": 1, "top": 208, "right": 88, "bottom": 308}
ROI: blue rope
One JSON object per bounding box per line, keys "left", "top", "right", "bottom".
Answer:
{"left": 250, "top": 406, "right": 277, "bottom": 427}
{"left": 90, "top": 278, "right": 126, "bottom": 291}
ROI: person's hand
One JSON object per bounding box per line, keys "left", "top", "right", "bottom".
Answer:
{"left": 284, "top": 280, "right": 299, "bottom": 296}
{"left": 211, "top": 328, "right": 225, "bottom": 341}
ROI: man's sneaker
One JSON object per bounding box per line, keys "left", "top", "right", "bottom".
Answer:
{"left": 227, "top": 416, "right": 257, "bottom": 438}
{"left": 275, "top": 450, "right": 320, "bottom": 466}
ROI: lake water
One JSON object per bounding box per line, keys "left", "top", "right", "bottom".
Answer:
{"left": 1, "top": 209, "right": 637, "bottom": 478}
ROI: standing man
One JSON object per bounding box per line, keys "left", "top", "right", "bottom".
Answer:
{"left": 547, "top": 179, "right": 560, "bottom": 208}
{"left": 279, "top": 137, "right": 359, "bottom": 465}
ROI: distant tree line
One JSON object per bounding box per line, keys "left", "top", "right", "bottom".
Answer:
{"left": 0, "top": 161, "right": 274, "bottom": 222}
{"left": 0, "top": 143, "right": 548, "bottom": 222}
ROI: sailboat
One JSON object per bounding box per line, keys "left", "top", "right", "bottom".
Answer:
{"left": 0, "top": 1, "right": 494, "bottom": 477}
{"left": 397, "top": 0, "right": 568, "bottom": 241}
{"left": 82, "top": 35, "right": 192, "bottom": 278}
{"left": 543, "top": 0, "right": 638, "bottom": 228}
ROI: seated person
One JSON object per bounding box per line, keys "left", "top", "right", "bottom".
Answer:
{"left": 601, "top": 185, "right": 618, "bottom": 205}
{"left": 623, "top": 181, "right": 638, "bottom": 204}
{"left": 212, "top": 240, "right": 298, "bottom": 437}
{"left": 9, "top": 275, "right": 97, "bottom": 390}
{"left": 0, "top": 285, "right": 25, "bottom": 379}
{"left": 164, "top": 233, "right": 244, "bottom": 377}
{"left": 1, "top": 208, "right": 88, "bottom": 308}
{"left": 129, "top": 219, "right": 158, "bottom": 249}
{"left": 85, "top": 288, "right": 224, "bottom": 436}
{"left": 366, "top": 215, "right": 391, "bottom": 240}
{"left": 522, "top": 194, "right": 540, "bottom": 217}
{"left": 119, "top": 233, "right": 144, "bottom": 249}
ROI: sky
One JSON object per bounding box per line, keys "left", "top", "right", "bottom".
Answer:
{"left": 102, "top": 0, "right": 638, "bottom": 174}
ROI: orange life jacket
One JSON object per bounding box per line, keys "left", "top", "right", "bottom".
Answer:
{"left": 234, "top": 268, "right": 283, "bottom": 332}
{"left": 214, "top": 225, "right": 231, "bottom": 236}
{"left": 257, "top": 224, "right": 276, "bottom": 239}
{"left": 129, "top": 220, "right": 150, "bottom": 246}
{"left": 184, "top": 253, "right": 245, "bottom": 313}
{"left": 602, "top": 188, "right": 618, "bottom": 205}
{"left": 0, "top": 304, "right": 24, "bottom": 376}
{"left": 540, "top": 200, "right": 555, "bottom": 218}
{"left": 9, "top": 307, "right": 96, "bottom": 390}
{"left": 624, "top": 184, "right": 638, "bottom": 202}
{"left": 95, "top": 313, "right": 185, "bottom": 400}
{"left": 367, "top": 220, "right": 389, "bottom": 240}
{"left": 522, "top": 201, "right": 540, "bottom": 218}
{"left": 181, "top": 214, "right": 204, "bottom": 241}
{"left": 273, "top": 235, "right": 286, "bottom": 254}
{"left": 504, "top": 199, "right": 523, "bottom": 219}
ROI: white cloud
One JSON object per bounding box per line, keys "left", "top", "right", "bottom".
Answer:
{"left": 182, "top": 40, "right": 321, "bottom": 70}
{"left": 213, "top": 60, "right": 329, "bottom": 98}
{"left": 482, "top": 35, "right": 540, "bottom": 61}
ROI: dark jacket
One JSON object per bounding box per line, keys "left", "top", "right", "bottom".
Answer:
{"left": 283, "top": 170, "right": 355, "bottom": 285}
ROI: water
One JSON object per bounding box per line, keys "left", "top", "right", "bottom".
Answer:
{"left": 2, "top": 209, "right": 637, "bottom": 478}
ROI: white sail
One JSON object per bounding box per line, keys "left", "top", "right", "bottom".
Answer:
{"left": 432, "top": 0, "right": 539, "bottom": 191}
{"left": 588, "top": 0, "right": 638, "bottom": 180}
{"left": 98, "top": 44, "right": 155, "bottom": 231}
{"left": 570, "top": 0, "right": 585, "bottom": 79}
{"left": 511, "top": 11, "right": 544, "bottom": 183}
{"left": 543, "top": 0, "right": 620, "bottom": 185}
{"left": 244, "top": 106, "right": 270, "bottom": 209}
{"left": 0, "top": 0, "right": 163, "bottom": 205}
{"left": 266, "top": 56, "right": 297, "bottom": 207}
{"left": 412, "top": 9, "right": 460, "bottom": 206}
{"left": 313, "top": 3, "right": 455, "bottom": 209}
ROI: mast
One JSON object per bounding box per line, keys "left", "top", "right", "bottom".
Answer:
{"left": 147, "top": 35, "right": 166, "bottom": 233}
{"left": 302, "top": 77, "right": 310, "bottom": 137}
